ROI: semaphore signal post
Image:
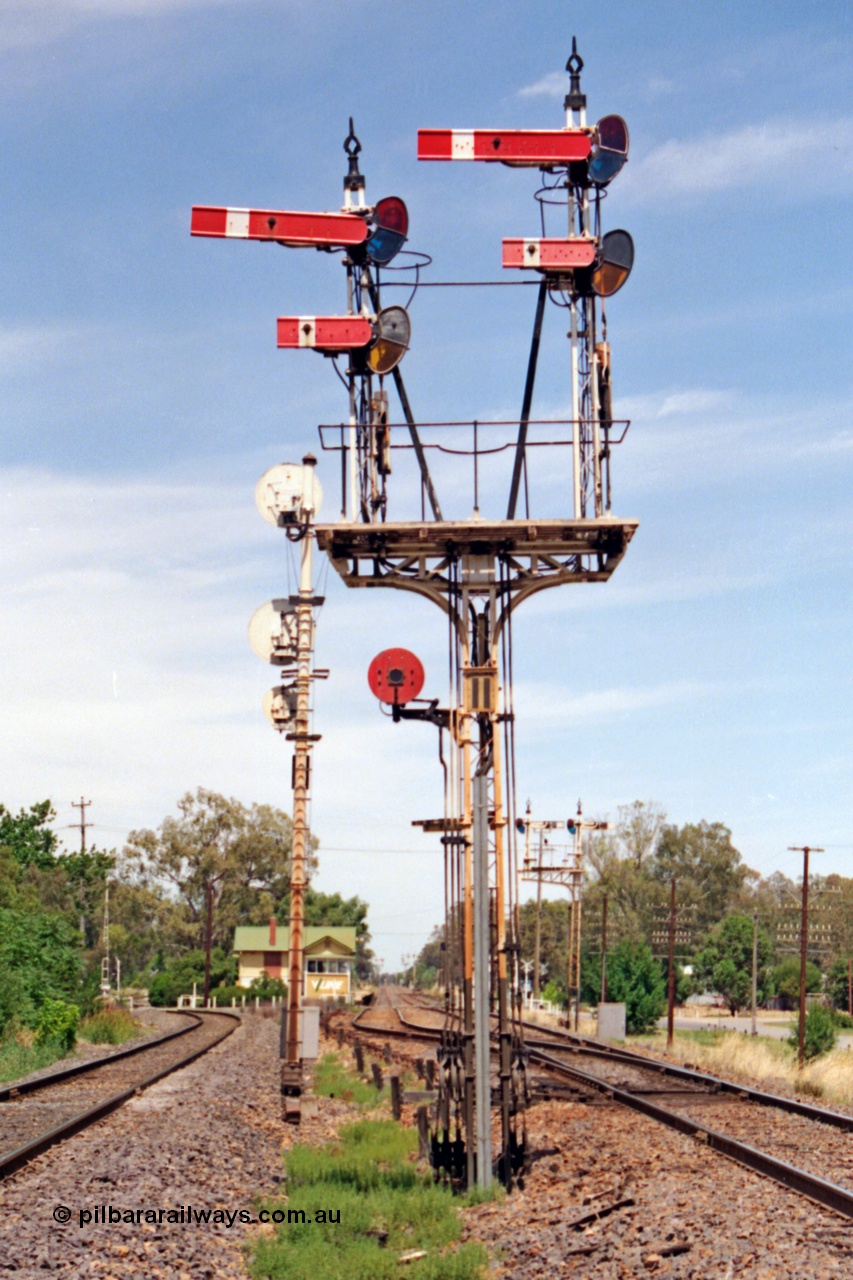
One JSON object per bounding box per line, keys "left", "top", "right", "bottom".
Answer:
{"left": 192, "top": 39, "right": 638, "bottom": 1189}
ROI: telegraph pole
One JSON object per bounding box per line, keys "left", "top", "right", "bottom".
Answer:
{"left": 667, "top": 877, "right": 676, "bottom": 1049}
{"left": 789, "top": 844, "right": 824, "bottom": 1070}
{"left": 533, "top": 827, "right": 544, "bottom": 1001}
{"left": 600, "top": 893, "right": 608, "bottom": 1005}
{"left": 751, "top": 913, "right": 758, "bottom": 1036}
{"left": 71, "top": 797, "right": 92, "bottom": 852}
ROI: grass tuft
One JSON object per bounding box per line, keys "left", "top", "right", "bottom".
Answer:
{"left": 0, "top": 1032, "right": 68, "bottom": 1084}
{"left": 79, "top": 1006, "right": 142, "bottom": 1045}
{"left": 312, "top": 1052, "right": 385, "bottom": 1107}
{"left": 251, "top": 1063, "right": 487, "bottom": 1280}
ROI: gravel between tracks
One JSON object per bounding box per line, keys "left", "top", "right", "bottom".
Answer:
{"left": 461, "top": 1097, "right": 853, "bottom": 1279}
{"left": 0, "top": 1012, "right": 289, "bottom": 1278}
{"left": 5, "top": 1002, "right": 853, "bottom": 1279}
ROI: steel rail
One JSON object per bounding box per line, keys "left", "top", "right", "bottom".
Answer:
{"left": 351, "top": 992, "right": 443, "bottom": 1042}
{"left": 520, "top": 1025, "right": 853, "bottom": 1134}
{"left": 0, "top": 1011, "right": 239, "bottom": 1182}
{"left": 0, "top": 1010, "right": 204, "bottom": 1102}
{"left": 528, "top": 1044, "right": 853, "bottom": 1222}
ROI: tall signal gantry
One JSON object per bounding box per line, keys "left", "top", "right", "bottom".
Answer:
{"left": 191, "top": 39, "right": 637, "bottom": 1187}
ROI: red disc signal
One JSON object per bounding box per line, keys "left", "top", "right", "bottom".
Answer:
{"left": 368, "top": 648, "right": 425, "bottom": 705}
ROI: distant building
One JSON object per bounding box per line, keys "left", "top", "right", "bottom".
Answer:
{"left": 232, "top": 917, "right": 356, "bottom": 1000}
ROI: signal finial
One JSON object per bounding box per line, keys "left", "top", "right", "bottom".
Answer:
{"left": 343, "top": 117, "right": 365, "bottom": 197}
{"left": 565, "top": 37, "right": 586, "bottom": 114}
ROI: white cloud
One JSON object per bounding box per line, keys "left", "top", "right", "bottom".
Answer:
{"left": 793, "top": 430, "right": 853, "bottom": 459}
{"left": 0, "top": 0, "right": 252, "bottom": 50}
{"left": 0, "top": 325, "right": 83, "bottom": 376}
{"left": 517, "top": 71, "right": 566, "bottom": 101}
{"left": 515, "top": 679, "right": 718, "bottom": 728}
{"left": 623, "top": 117, "right": 853, "bottom": 201}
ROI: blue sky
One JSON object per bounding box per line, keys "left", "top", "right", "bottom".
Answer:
{"left": 0, "top": 1, "right": 850, "bottom": 968}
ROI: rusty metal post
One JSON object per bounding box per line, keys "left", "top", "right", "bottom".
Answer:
{"left": 667, "top": 877, "right": 676, "bottom": 1050}
{"left": 354, "top": 1041, "right": 364, "bottom": 1074}
{"left": 203, "top": 881, "right": 213, "bottom": 1005}
{"left": 473, "top": 770, "right": 493, "bottom": 1188}
{"left": 600, "top": 893, "right": 608, "bottom": 1006}
{"left": 284, "top": 457, "right": 320, "bottom": 1074}
{"left": 371, "top": 1062, "right": 384, "bottom": 1091}
{"left": 489, "top": 714, "right": 512, "bottom": 1189}
{"left": 390, "top": 1075, "right": 402, "bottom": 1120}
{"left": 533, "top": 829, "right": 544, "bottom": 1001}
{"left": 798, "top": 849, "right": 809, "bottom": 1070}
{"left": 751, "top": 913, "right": 758, "bottom": 1036}
{"left": 786, "top": 844, "right": 822, "bottom": 1069}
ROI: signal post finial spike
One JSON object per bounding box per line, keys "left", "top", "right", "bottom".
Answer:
{"left": 343, "top": 117, "right": 365, "bottom": 206}
{"left": 565, "top": 36, "right": 586, "bottom": 122}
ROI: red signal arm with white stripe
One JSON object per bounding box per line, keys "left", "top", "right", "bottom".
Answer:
{"left": 191, "top": 206, "right": 368, "bottom": 247}
{"left": 502, "top": 238, "right": 596, "bottom": 270}
{"left": 277, "top": 316, "right": 373, "bottom": 350}
{"left": 418, "top": 129, "right": 590, "bottom": 165}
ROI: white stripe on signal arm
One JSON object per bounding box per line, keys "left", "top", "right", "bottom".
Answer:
{"left": 224, "top": 209, "right": 250, "bottom": 237}
{"left": 451, "top": 131, "right": 475, "bottom": 159}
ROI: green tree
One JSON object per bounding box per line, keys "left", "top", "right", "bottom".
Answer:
{"left": 789, "top": 1003, "right": 836, "bottom": 1060}
{"left": 606, "top": 939, "right": 666, "bottom": 1034}
{"left": 122, "top": 789, "right": 306, "bottom": 952}
{"left": 693, "top": 914, "right": 774, "bottom": 1015}
{"left": 652, "top": 820, "right": 749, "bottom": 936}
{"left": 0, "top": 800, "right": 58, "bottom": 870}
{"left": 826, "top": 957, "right": 853, "bottom": 1012}
{"left": 772, "top": 956, "right": 822, "bottom": 1006}
{"left": 148, "top": 947, "right": 237, "bottom": 1006}
{"left": 282, "top": 888, "right": 375, "bottom": 982}
{"left": 517, "top": 898, "right": 570, "bottom": 995}
{"left": 0, "top": 909, "right": 82, "bottom": 1031}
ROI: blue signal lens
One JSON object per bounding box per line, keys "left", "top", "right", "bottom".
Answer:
{"left": 366, "top": 226, "right": 406, "bottom": 266}
{"left": 588, "top": 114, "right": 629, "bottom": 187}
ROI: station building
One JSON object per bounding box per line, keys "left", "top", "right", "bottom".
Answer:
{"left": 232, "top": 917, "right": 356, "bottom": 1000}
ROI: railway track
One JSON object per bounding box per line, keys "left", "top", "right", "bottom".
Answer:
{"left": 0, "top": 1009, "right": 239, "bottom": 1181}
{"left": 350, "top": 988, "right": 853, "bottom": 1221}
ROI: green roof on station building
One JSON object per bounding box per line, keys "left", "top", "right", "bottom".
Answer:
{"left": 232, "top": 924, "right": 356, "bottom": 956}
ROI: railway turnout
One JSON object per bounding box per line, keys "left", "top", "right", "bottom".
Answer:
{"left": 350, "top": 988, "right": 853, "bottom": 1222}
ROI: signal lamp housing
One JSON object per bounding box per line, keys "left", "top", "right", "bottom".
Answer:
{"left": 368, "top": 647, "right": 425, "bottom": 705}
{"left": 368, "top": 306, "right": 411, "bottom": 374}
{"left": 263, "top": 684, "right": 298, "bottom": 731}
{"left": 255, "top": 462, "right": 324, "bottom": 526}
{"left": 248, "top": 600, "right": 300, "bottom": 665}
{"left": 366, "top": 196, "right": 409, "bottom": 266}
{"left": 573, "top": 229, "right": 634, "bottom": 299}
{"left": 587, "top": 115, "right": 629, "bottom": 186}
{"left": 592, "top": 229, "right": 634, "bottom": 297}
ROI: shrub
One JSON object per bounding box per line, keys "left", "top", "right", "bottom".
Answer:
{"left": 147, "top": 947, "right": 237, "bottom": 1006}
{"left": 35, "top": 998, "right": 79, "bottom": 1052}
{"left": 0, "top": 909, "right": 82, "bottom": 1033}
{"left": 79, "top": 1005, "right": 140, "bottom": 1045}
{"left": 789, "top": 1003, "right": 837, "bottom": 1061}
{"left": 607, "top": 940, "right": 666, "bottom": 1035}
